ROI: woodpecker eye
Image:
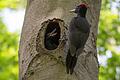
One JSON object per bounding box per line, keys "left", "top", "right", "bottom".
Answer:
{"left": 75, "top": 6, "right": 80, "bottom": 13}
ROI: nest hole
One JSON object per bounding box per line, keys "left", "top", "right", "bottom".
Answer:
{"left": 44, "top": 21, "right": 61, "bottom": 50}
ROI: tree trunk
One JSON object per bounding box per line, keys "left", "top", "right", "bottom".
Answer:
{"left": 19, "top": 0, "right": 101, "bottom": 80}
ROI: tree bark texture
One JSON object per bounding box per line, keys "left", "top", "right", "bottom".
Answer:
{"left": 19, "top": 0, "right": 101, "bottom": 80}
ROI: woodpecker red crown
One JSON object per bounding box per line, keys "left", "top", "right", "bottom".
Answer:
{"left": 79, "top": 3, "right": 88, "bottom": 8}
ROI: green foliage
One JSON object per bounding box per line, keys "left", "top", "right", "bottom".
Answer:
{"left": 0, "top": 0, "right": 23, "bottom": 80}
{"left": 0, "top": 18, "right": 19, "bottom": 80}
{"left": 0, "top": 0, "right": 26, "bottom": 9}
{"left": 101, "top": 0, "right": 111, "bottom": 10}
{"left": 99, "top": 53, "right": 120, "bottom": 80}
{"left": 97, "top": 10, "right": 119, "bottom": 54}
{"left": 0, "top": 0, "right": 25, "bottom": 80}
{"left": 98, "top": 0, "right": 120, "bottom": 80}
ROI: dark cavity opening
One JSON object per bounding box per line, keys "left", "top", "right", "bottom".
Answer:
{"left": 44, "top": 21, "right": 61, "bottom": 50}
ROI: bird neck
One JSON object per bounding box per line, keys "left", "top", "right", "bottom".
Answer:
{"left": 77, "top": 14, "right": 86, "bottom": 18}
{"left": 77, "top": 8, "right": 87, "bottom": 18}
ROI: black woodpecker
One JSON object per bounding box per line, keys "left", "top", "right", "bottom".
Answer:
{"left": 66, "top": 3, "right": 90, "bottom": 74}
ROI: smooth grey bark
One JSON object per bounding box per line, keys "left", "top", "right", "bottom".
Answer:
{"left": 19, "top": 0, "right": 101, "bottom": 80}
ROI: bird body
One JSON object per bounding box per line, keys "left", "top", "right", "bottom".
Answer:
{"left": 66, "top": 3, "right": 90, "bottom": 74}
{"left": 69, "top": 16, "right": 90, "bottom": 50}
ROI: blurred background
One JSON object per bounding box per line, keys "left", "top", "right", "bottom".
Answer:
{"left": 0, "top": 0, "right": 120, "bottom": 80}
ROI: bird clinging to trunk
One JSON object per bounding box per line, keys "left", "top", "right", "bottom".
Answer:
{"left": 66, "top": 3, "right": 90, "bottom": 74}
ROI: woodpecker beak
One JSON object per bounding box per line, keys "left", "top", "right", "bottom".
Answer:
{"left": 69, "top": 9, "right": 75, "bottom": 13}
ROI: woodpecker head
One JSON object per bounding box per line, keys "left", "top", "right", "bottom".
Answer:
{"left": 70, "top": 3, "right": 89, "bottom": 17}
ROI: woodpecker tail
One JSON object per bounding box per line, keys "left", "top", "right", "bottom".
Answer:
{"left": 70, "top": 55, "right": 77, "bottom": 74}
{"left": 66, "top": 49, "right": 77, "bottom": 74}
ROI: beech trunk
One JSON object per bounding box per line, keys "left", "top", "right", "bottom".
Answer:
{"left": 19, "top": 0, "right": 101, "bottom": 80}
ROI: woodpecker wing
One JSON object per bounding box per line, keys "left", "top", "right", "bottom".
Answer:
{"left": 69, "top": 17, "right": 90, "bottom": 49}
